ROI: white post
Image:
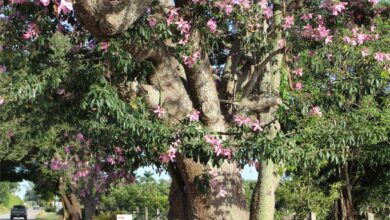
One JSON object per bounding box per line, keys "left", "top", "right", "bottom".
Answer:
{"left": 310, "top": 212, "right": 317, "bottom": 220}
{"left": 367, "top": 212, "right": 374, "bottom": 220}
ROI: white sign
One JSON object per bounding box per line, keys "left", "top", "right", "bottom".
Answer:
{"left": 116, "top": 214, "right": 132, "bottom": 220}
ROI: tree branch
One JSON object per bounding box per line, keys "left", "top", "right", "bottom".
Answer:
{"left": 242, "top": 49, "right": 283, "bottom": 98}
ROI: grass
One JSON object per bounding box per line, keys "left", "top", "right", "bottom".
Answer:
{"left": 35, "top": 211, "right": 59, "bottom": 220}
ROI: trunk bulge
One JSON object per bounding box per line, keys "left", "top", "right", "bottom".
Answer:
{"left": 59, "top": 178, "right": 82, "bottom": 220}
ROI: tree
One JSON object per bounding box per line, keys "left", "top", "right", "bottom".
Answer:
{"left": 1, "top": 0, "right": 388, "bottom": 220}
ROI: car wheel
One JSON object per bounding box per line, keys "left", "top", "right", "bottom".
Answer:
{"left": 24, "top": 216, "right": 27, "bottom": 220}
{"left": 10, "top": 217, "right": 13, "bottom": 220}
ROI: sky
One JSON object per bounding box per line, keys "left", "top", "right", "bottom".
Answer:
{"left": 15, "top": 165, "right": 258, "bottom": 199}
{"left": 135, "top": 165, "right": 258, "bottom": 181}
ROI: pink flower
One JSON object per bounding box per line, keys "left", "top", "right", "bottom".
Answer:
{"left": 223, "top": 148, "right": 232, "bottom": 160}
{"left": 294, "top": 82, "right": 302, "bottom": 90}
{"left": 57, "top": 0, "right": 73, "bottom": 15}
{"left": 264, "top": 7, "right": 273, "bottom": 19}
{"left": 0, "top": 65, "right": 6, "bottom": 74}
{"left": 167, "top": 145, "right": 177, "bottom": 161}
{"left": 0, "top": 97, "right": 4, "bottom": 105}
{"left": 374, "top": 52, "right": 385, "bottom": 61}
{"left": 239, "top": 0, "right": 251, "bottom": 9}
{"left": 310, "top": 106, "right": 323, "bottom": 117}
{"left": 153, "top": 105, "right": 166, "bottom": 118}
{"left": 40, "top": 0, "right": 50, "bottom": 6}
{"left": 175, "top": 17, "right": 191, "bottom": 34}
{"left": 233, "top": 115, "right": 251, "bottom": 126}
{"left": 115, "top": 146, "right": 124, "bottom": 155}
{"left": 277, "top": 39, "right": 286, "bottom": 49}
{"left": 207, "top": 19, "right": 217, "bottom": 33}
{"left": 218, "top": 185, "right": 227, "bottom": 197}
{"left": 75, "top": 133, "right": 84, "bottom": 142}
{"left": 301, "top": 13, "right": 313, "bottom": 21}
{"left": 189, "top": 109, "right": 201, "bottom": 122}
{"left": 315, "top": 25, "right": 330, "bottom": 40}
{"left": 205, "top": 135, "right": 222, "bottom": 147}
{"left": 343, "top": 36, "right": 357, "bottom": 46}
{"left": 332, "top": 2, "right": 348, "bottom": 16}
{"left": 100, "top": 41, "right": 109, "bottom": 51}
{"left": 23, "top": 22, "right": 40, "bottom": 40}
{"left": 368, "top": 0, "right": 379, "bottom": 5}
{"left": 325, "top": 35, "right": 333, "bottom": 44}
{"left": 361, "top": 48, "right": 370, "bottom": 57}
{"left": 159, "top": 154, "right": 170, "bottom": 163}
{"left": 293, "top": 68, "right": 303, "bottom": 77}
{"left": 182, "top": 55, "right": 195, "bottom": 68}
{"left": 282, "top": 16, "right": 294, "bottom": 30}
{"left": 258, "top": 0, "right": 267, "bottom": 9}
{"left": 251, "top": 119, "right": 263, "bottom": 132}
{"left": 147, "top": 17, "right": 157, "bottom": 27}
{"left": 106, "top": 156, "right": 116, "bottom": 165}
{"left": 224, "top": 4, "right": 234, "bottom": 15}
{"left": 356, "top": 33, "right": 367, "bottom": 44}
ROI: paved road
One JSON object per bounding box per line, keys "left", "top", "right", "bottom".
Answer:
{"left": 0, "top": 210, "right": 40, "bottom": 220}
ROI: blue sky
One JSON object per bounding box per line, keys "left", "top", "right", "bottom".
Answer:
{"left": 135, "top": 165, "right": 258, "bottom": 181}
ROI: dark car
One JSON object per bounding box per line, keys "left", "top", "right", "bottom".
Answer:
{"left": 10, "top": 205, "right": 27, "bottom": 220}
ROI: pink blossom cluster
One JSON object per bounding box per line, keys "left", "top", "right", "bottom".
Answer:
{"left": 373, "top": 52, "right": 390, "bottom": 62}
{"left": 57, "top": 0, "right": 73, "bottom": 15}
{"left": 160, "top": 140, "right": 180, "bottom": 163}
{"left": 50, "top": 159, "right": 68, "bottom": 170}
{"left": 233, "top": 115, "right": 264, "bottom": 132}
{"left": 23, "top": 22, "right": 40, "bottom": 40}
{"left": 293, "top": 68, "right": 303, "bottom": 77}
{"left": 147, "top": 17, "right": 157, "bottom": 27}
{"left": 310, "top": 106, "right": 323, "bottom": 117}
{"left": 321, "top": 1, "right": 348, "bottom": 16}
{"left": 188, "top": 109, "right": 200, "bottom": 122}
{"left": 100, "top": 41, "right": 109, "bottom": 51}
{"left": 342, "top": 28, "right": 379, "bottom": 46}
{"left": 167, "top": 15, "right": 191, "bottom": 45}
{"left": 204, "top": 135, "right": 232, "bottom": 159}
{"left": 207, "top": 19, "right": 217, "bottom": 33}
{"left": 40, "top": 0, "right": 50, "bottom": 6}
{"left": 209, "top": 168, "right": 227, "bottom": 198}
{"left": 182, "top": 51, "right": 200, "bottom": 68}
{"left": 282, "top": 16, "right": 294, "bottom": 30}
{"left": 72, "top": 169, "right": 90, "bottom": 181}
{"left": 153, "top": 105, "right": 166, "bottom": 118}
{"left": 214, "top": 0, "right": 234, "bottom": 16}
{"left": 302, "top": 24, "right": 331, "bottom": 43}
{"left": 368, "top": 0, "right": 379, "bottom": 5}
{"left": 106, "top": 146, "right": 126, "bottom": 165}
{"left": 294, "top": 82, "right": 302, "bottom": 90}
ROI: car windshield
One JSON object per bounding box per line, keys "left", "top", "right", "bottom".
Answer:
{"left": 13, "top": 205, "right": 25, "bottom": 209}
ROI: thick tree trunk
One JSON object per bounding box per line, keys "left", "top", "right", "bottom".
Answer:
{"left": 250, "top": 1, "right": 284, "bottom": 219}
{"left": 72, "top": 4, "right": 249, "bottom": 219}
{"left": 250, "top": 161, "right": 280, "bottom": 220}
{"left": 59, "top": 178, "right": 82, "bottom": 220}
{"left": 82, "top": 196, "right": 96, "bottom": 220}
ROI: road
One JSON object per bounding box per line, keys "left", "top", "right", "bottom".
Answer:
{"left": 0, "top": 209, "right": 40, "bottom": 220}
